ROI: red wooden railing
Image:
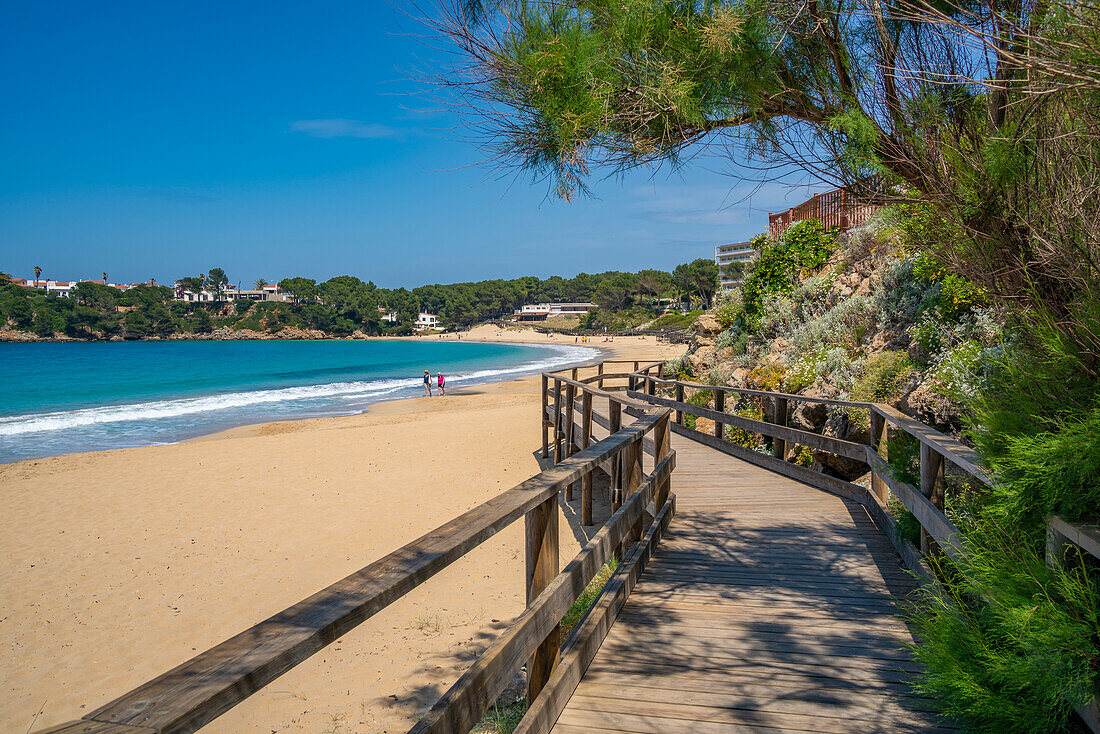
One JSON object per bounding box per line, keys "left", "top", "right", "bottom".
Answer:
{"left": 769, "top": 186, "right": 881, "bottom": 238}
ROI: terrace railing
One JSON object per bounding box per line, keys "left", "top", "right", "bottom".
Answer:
{"left": 769, "top": 185, "right": 882, "bottom": 238}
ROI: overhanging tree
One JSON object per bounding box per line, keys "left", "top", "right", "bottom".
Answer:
{"left": 430, "top": 0, "right": 1100, "bottom": 349}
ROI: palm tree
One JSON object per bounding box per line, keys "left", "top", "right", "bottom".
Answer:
{"left": 33, "top": 265, "right": 42, "bottom": 288}
{"left": 254, "top": 278, "right": 268, "bottom": 290}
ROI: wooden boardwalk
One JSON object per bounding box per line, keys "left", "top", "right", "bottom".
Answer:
{"left": 551, "top": 434, "right": 958, "bottom": 733}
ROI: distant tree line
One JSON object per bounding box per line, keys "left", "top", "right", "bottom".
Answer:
{"left": 0, "top": 258, "right": 718, "bottom": 338}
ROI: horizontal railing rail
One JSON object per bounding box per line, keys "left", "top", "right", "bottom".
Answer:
{"left": 36, "top": 362, "right": 675, "bottom": 734}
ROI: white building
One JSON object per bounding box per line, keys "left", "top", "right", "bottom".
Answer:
{"left": 379, "top": 308, "right": 399, "bottom": 323}
{"left": 417, "top": 312, "right": 443, "bottom": 330}
{"left": 715, "top": 242, "right": 756, "bottom": 289}
{"left": 46, "top": 281, "right": 76, "bottom": 297}
{"left": 514, "top": 302, "right": 598, "bottom": 321}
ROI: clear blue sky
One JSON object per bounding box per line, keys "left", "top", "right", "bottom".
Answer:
{"left": 0, "top": 1, "right": 823, "bottom": 288}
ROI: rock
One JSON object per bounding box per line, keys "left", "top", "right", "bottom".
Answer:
{"left": 899, "top": 380, "right": 966, "bottom": 433}
{"left": 695, "top": 417, "right": 716, "bottom": 435}
{"left": 761, "top": 352, "right": 788, "bottom": 369}
{"left": 694, "top": 313, "right": 722, "bottom": 336}
{"left": 729, "top": 368, "right": 751, "bottom": 386}
{"left": 790, "top": 400, "right": 828, "bottom": 432}
{"left": 814, "top": 411, "right": 869, "bottom": 479}
{"left": 688, "top": 346, "right": 716, "bottom": 375}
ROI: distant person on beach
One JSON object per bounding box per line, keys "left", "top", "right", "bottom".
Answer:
{"left": 423, "top": 370, "right": 432, "bottom": 396}
{"left": 437, "top": 372, "right": 446, "bottom": 396}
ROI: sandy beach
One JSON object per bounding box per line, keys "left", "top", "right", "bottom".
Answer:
{"left": 0, "top": 330, "right": 683, "bottom": 734}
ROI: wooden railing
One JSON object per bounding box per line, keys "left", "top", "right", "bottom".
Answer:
{"left": 626, "top": 371, "right": 990, "bottom": 581}
{"left": 769, "top": 186, "right": 882, "bottom": 238}
{"left": 35, "top": 361, "right": 675, "bottom": 734}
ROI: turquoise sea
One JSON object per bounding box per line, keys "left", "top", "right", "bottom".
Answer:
{"left": 0, "top": 339, "right": 594, "bottom": 464}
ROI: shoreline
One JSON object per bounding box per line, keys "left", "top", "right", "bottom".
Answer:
{"left": 0, "top": 327, "right": 626, "bottom": 466}
{"left": 0, "top": 334, "right": 683, "bottom": 734}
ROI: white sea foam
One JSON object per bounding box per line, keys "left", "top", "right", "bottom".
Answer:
{"left": 0, "top": 343, "right": 595, "bottom": 437}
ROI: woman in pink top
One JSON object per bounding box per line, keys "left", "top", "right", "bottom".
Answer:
{"left": 437, "top": 372, "right": 446, "bottom": 396}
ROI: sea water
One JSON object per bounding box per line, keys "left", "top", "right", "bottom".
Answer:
{"left": 0, "top": 339, "right": 594, "bottom": 463}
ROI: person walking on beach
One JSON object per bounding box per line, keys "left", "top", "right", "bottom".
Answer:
{"left": 437, "top": 372, "right": 446, "bottom": 396}
{"left": 423, "top": 370, "right": 432, "bottom": 396}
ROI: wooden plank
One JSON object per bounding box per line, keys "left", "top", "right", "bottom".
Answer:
{"left": 644, "top": 375, "right": 871, "bottom": 409}
{"left": 630, "top": 390, "right": 868, "bottom": 462}
{"left": 526, "top": 493, "right": 560, "bottom": 703}
{"left": 581, "top": 392, "right": 594, "bottom": 526}
{"left": 563, "top": 383, "right": 576, "bottom": 500}
{"left": 872, "top": 403, "right": 989, "bottom": 484}
{"left": 514, "top": 497, "right": 676, "bottom": 734}
{"left": 34, "top": 723, "right": 158, "bottom": 734}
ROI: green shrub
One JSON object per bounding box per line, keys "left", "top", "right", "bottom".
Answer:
{"left": 741, "top": 220, "right": 838, "bottom": 319}
{"left": 851, "top": 350, "right": 916, "bottom": 404}
{"left": 910, "top": 523, "right": 1100, "bottom": 733}
{"left": 888, "top": 497, "right": 922, "bottom": 546}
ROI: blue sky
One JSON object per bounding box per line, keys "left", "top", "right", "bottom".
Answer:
{"left": 0, "top": 1, "right": 824, "bottom": 288}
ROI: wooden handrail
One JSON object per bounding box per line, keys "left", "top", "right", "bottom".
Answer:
{"left": 624, "top": 366, "right": 989, "bottom": 581}
{"left": 39, "top": 364, "right": 675, "bottom": 734}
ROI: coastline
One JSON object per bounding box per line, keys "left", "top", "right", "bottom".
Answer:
{"left": 0, "top": 326, "right": 613, "bottom": 465}
{"left": 0, "top": 333, "right": 683, "bottom": 734}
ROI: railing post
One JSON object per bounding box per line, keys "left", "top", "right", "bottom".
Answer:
{"left": 525, "top": 492, "right": 559, "bottom": 703}
{"left": 571, "top": 366, "right": 578, "bottom": 382}
{"left": 654, "top": 413, "right": 671, "bottom": 512}
{"left": 647, "top": 375, "right": 656, "bottom": 396}
{"left": 609, "top": 399, "right": 622, "bottom": 510}
{"left": 869, "top": 409, "right": 888, "bottom": 503}
{"left": 564, "top": 382, "right": 576, "bottom": 501}
{"left": 657, "top": 362, "right": 664, "bottom": 379}
{"left": 581, "top": 391, "right": 594, "bottom": 526}
{"left": 920, "top": 443, "right": 945, "bottom": 555}
{"left": 540, "top": 374, "right": 549, "bottom": 459}
{"left": 553, "top": 379, "right": 563, "bottom": 464}
{"left": 772, "top": 396, "right": 788, "bottom": 459}
{"left": 675, "top": 383, "right": 684, "bottom": 425}
{"left": 713, "top": 388, "right": 725, "bottom": 439}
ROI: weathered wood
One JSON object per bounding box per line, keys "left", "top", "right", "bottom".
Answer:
{"left": 553, "top": 379, "right": 563, "bottom": 464}
{"left": 631, "top": 390, "right": 869, "bottom": 462}
{"left": 645, "top": 375, "right": 871, "bottom": 408}
{"left": 526, "top": 494, "right": 560, "bottom": 703}
{"left": 874, "top": 403, "right": 990, "bottom": 485}
{"left": 541, "top": 374, "right": 550, "bottom": 459}
{"left": 670, "top": 420, "right": 872, "bottom": 506}
{"left": 33, "top": 723, "right": 157, "bottom": 734}
{"left": 920, "top": 443, "right": 945, "bottom": 555}
{"left": 712, "top": 389, "right": 724, "bottom": 439}
{"left": 609, "top": 399, "right": 622, "bottom": 509}
{"left": 563, "top": 383, "right": 576, "bottom": 501}
{"left": 865, "top": 449, "right": 965, "bottom": 562}
{"left": 581, "top": 392, "right": 593, "bottom": 526}
{"left": 513, "top": 497, "right": 676, "bottom": 734}
{"left": 869, "top": 410, "right": 887, "bottom": 503}
{"left": 653, "top": 416, "right": 672, "bottom": 512}
{"left": 772, "top": 396, "right": 788, "bottom": 459}
{"left": 674, "top": 383, "right": 684, "bottom": 425}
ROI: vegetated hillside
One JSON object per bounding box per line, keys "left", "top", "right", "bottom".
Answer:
{"left": 669, "top": 211, "right": 1000, "bottom": 481}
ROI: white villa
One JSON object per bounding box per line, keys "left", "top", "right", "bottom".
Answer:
{"left": 514, "top": 302, "right": 598, "bottom": 321}
{"left": 417, "top": 312, "right": 443, "bottom": 330}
